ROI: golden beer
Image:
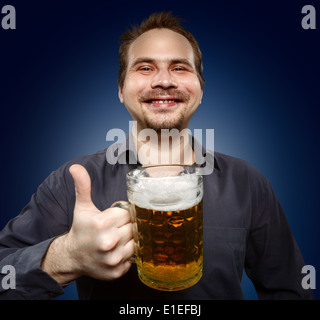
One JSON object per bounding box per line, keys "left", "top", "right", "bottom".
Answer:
{"left": 127, "top": 165, "right": 203, "bottom": 291}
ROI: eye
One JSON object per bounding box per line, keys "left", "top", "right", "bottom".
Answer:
{"left": 173, "top": 66, "right": 186, "bottom": 72}
{"left": 139, "top": 66, "right": 153, "bottom": 72}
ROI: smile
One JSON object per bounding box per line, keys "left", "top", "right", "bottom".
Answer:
{"left": 143, "top": 99, "right": 182, "bottom": 108}
{"left": 148, "top": 99, "right": 180, "bottom": 104}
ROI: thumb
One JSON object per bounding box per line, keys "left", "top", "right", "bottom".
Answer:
{"left": 69, "top": 164, "right": 97, "bottom": 210}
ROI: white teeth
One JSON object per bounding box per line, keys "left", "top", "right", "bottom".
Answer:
{"left": 151, "top": 100, "right": 176, "bottom": 104}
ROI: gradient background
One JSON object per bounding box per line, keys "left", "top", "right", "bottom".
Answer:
{"left": 0, "top": 0, "right": 319, "bottom": 300}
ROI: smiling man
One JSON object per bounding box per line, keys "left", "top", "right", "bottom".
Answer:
{"left": 118, "top": 26, "right": 204, "bottom": 167}
{"left": 0, "top": 12, "right": 313, "bottom": 300}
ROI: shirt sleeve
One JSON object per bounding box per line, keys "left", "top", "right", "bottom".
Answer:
{"left": 0, "top": 164, "right": 74, "bottom": 300}
{"left": 244, "top": 172, "right": 314, "bottom": 300}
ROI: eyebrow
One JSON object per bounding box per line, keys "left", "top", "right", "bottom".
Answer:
{"left": 130, "top": 57, "right": 195, "bottom": 70}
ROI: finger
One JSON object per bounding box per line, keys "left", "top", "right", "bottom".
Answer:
{"left": 122, "top": 238, "right": 135, "bottom": 262}
{"left": 106, "top": 260, "right": 133, "bottom": 280}
{"left": 117, "top": 222, "right": 134, "bottom": 245}
{"left": 69, "top": 164, "right": 96, "bottom": 209}
{"left": 98, "top": 223, "right": 133, "bottom": 255}
{"left": 103, "top": 206, "right": 132, "bottom": 228}
{"left": 103, "top": 238, "right": 135, "bottom": 267}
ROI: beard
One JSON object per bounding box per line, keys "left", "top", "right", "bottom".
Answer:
{"left": 141, "top": 106, "right": 186, "bottom": 132}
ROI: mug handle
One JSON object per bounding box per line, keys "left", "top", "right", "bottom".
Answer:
{"left": 111, "top": 200, "right": 131, "bottom": 211}
{"left": 111, "top": 201, "right": 136, "bottom": 263}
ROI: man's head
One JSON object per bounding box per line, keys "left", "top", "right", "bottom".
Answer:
{"left": 118, "top": 12, "right": 204, "bottom": 132}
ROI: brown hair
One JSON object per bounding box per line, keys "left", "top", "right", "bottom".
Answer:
{"left": 118, "top": 12, "right": 205, "bottom": 89}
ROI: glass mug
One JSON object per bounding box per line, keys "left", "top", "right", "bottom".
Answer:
{"left": 119, "top": 165, "right": 203, "bottom": 291}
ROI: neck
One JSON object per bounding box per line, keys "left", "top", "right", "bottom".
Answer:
{"left": 131, "top": 125, "right": 194, "bottom": 166}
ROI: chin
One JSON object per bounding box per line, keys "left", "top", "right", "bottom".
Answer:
{"left": 145, "top": 121, "right": 185, "bottom": 133}
{"left": 142, "top": 110, "right": 185, "bottom": 132}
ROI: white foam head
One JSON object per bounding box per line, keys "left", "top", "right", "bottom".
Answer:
{"left": 127, "top": 166, "right": 203, "bottom": 211}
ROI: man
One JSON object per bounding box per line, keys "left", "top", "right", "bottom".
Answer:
{"left": 0, "top": 12, "right": 313, "bottom": 300}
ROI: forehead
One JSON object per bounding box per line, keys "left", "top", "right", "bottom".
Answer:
{"left": 128, "top": 28, "right": 195, "bottom": 67}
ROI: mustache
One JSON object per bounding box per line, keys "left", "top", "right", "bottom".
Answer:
{"left": 138, "top": 89, "right": 190, "bottom": 103}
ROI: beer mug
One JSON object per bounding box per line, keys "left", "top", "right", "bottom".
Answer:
{"left": 124, "top": 165, "right": 203, "bottom": 291}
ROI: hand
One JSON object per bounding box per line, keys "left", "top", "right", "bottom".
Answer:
{"left": 41, "top": 164, "right": 134, "bottom": 284}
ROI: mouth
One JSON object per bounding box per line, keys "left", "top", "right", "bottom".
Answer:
{"left": 143, "top": 98, "right": 182, "bottom": 108}
{"left": 139, "top": 89, "right": 190, "bottom": 110}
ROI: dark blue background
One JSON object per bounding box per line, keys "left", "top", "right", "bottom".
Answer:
{"left": 0, "top": 0, "right": 319, "bottom": 300}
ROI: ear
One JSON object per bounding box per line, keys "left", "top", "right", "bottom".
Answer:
{"left": 118, "top": 85, "right": 124, "bottom": 104}
{"left": 199, "top": 89, "right": 203, "bottom": 104}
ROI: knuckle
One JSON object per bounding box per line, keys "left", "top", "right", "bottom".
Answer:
{"left": 102, "top": 237, "right": 118, "bottom": 251}
{"left": 92, "top": 215, "right": 106, "bottom": 232}
{"left": 127, "top": 239, "right": 135, "bottom": 254}
{"left": 93, "top": 213, "right": 117, "bottom": 232}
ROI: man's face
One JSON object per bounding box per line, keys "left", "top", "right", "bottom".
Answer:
{"left": 118, "top": 28, "right": 203, "bottom": 132}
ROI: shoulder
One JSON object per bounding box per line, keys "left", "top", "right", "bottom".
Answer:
{"left": 42, "top": 148, "right": 110, "bottom": 190}
{"left": 213, "top": 152, "right": 278, "bottom": 214}
{"left": 214, "top": 151, "right": 259, "bottom": 174}
{"left": 68, "top": 148, "right": 109, "bottom": 169}
{"left": 214, "top": 151, "right": 271, "bottom": 190}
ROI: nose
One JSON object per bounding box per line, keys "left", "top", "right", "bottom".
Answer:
{"left": 151, "top": 69, "right": 177, "bottom": 89}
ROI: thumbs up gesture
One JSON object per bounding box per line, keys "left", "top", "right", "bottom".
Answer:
{"left": 41, "top": 164, "right": 134, "bottom": 284}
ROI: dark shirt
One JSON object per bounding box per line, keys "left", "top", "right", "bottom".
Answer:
{"left": 0, "top": 139, "right": 314, "bottom": 300}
